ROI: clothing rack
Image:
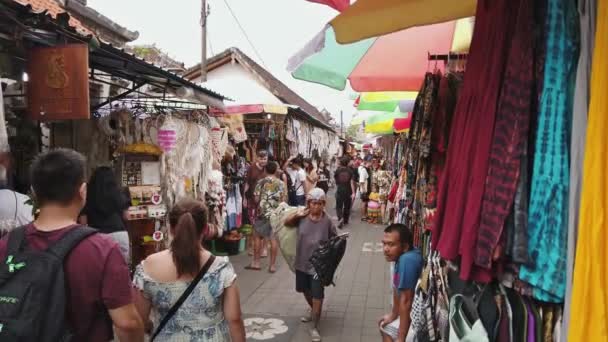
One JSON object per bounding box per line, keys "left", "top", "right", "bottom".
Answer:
{"left": 428, "top": 52, "right": 469, "bottom": 61}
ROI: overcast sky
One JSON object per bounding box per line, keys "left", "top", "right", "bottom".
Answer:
{"left": 88, "top": 0, "right": 357, "bottom": 124}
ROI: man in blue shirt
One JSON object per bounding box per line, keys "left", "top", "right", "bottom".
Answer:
{"left": 379, "top": 224, "right": 423, "bottom": 342}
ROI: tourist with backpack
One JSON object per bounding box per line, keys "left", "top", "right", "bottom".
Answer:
{"left": 284, "top": 155, "right": 307, "bottom": 206}
{"left": 334, "top": 157, "right": 356, "bottom": 228}
{"left": 132, "top": 199, "right": 245, "bottom": 342}
{"left": 0, "top": 148, "right": 144, "bottom": 342}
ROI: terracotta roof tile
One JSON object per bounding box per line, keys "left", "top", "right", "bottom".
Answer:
{"left": 14, "top": 0, "right": 92, "bottom": 35}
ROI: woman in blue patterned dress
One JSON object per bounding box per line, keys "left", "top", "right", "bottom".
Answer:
{"left": 132, "top": 199, "right": 245, "bottom": 341}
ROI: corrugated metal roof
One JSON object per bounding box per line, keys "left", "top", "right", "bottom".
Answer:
{"left": 1, "top": 0, "right": 230, "bottom": 104}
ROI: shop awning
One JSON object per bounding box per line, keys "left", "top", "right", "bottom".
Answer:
{"left": 210, "top": 104, "right": 335, "bottom": 132}
{"left": 90, "top": 42, "right": 227, "bottom": 109}
{"left": 329, "top": 0, "right": 477, "bottom": 44}
{"left": 209, "top": 104, "right": 289, "bottom": 116}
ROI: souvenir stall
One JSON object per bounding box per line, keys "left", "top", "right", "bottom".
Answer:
{"left": 95, "top": 107, "right": 229, "bottom": 265}
{"left": 0, "top": 0, "right": 233, "bottom": 268}
{"left": 209, "top": 105, "right": 339, "bottom": 252}
{"left": 380, "top": 0, "right": 600, "bottom": 340}
{"left": 285, "top": 112, "right": 340, "bottom": 163}
{"left": 289, "top": 0, "right": 601, "bottom": 337}
{"left": 213, "top": 105, "right": 340, "bottom": 166}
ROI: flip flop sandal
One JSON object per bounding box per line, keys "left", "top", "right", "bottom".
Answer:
{"left": 245, "top": 265, "right": 262, "bottom": 271}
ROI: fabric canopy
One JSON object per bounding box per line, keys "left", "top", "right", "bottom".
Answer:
{"left": 306, "top": 0, "right": 349, "bottom": 12}
{"left": 357, "top": 91, "right": 418, "bottom": 112}
{"left": 393, "top": 117, "right": 412, "bottom": 133}
{"left": 350, "top": 110, "right": 377, "bottom": 125}
{"left": 290, "top": 21, "right": 462, "bottom": 91}
{"left": 290, "top": 28, "right": 375, "bottom": 90}
{"left": 329, "top": 0, "right": 477, "bottom": 44}
{"left": 364, "top": 111, "right": 408, "bottom": 134}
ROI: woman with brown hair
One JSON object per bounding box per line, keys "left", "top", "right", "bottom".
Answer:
{"left": 303, "top": 158, "right": 319, "bottom": 194}
{"left": 132, "top": 199, "right": 245, "bottom": 342}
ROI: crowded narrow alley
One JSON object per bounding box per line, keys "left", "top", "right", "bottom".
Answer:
{"left": 2, "top": 0, "right": 604, "bottom": 341}
{"left": 234, "top": 194, "right": 391, "bottom": 342}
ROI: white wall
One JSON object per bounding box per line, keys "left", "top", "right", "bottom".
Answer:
{"left": 193, "top": 62, "right": 283, "bottom": 106}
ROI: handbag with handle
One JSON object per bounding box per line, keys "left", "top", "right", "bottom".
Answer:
{"left": 448, "top": 294, "right": 489, "bottom": 342}
{"left": 151, "top": 255, "right": 216, "bottom": 341}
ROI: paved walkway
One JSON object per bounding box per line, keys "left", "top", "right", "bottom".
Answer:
{"left": 231, "top": 195, "right": 391, "bottom": 342}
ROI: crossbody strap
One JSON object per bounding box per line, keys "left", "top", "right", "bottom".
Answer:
{"left": 12, "top": 191, "right": 17, "bottom": 222}
{"left": 151, "top": 255, "right": 216, "bottom": 341}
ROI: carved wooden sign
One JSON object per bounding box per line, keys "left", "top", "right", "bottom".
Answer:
{"left": 27, "top": 44, "right": 90, "bottom": 120}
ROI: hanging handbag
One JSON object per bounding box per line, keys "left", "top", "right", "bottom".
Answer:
{"left": 448, "top": 294, "right": 489, "bottom": 342}
{"left": 151, "top": 255, "right": 216, "bottom": 341}
{"left": 410, "top": 284, "right": 427, "bottom": 334}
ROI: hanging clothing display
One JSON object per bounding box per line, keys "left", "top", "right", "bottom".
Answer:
{"left": 226, "top": 184, "right": 242, "bottom": 230}
{"left": 562, "top": 0, "right": 597, "bottom": 338}
{"left": 390, "top": 69, "right": 463, "bottom": 248}
{"left": 402, "top": 73, "right": 440, "bottom": 245}
{"left": 569, "top": 0, "right": 608, "bottom": 340}
{"left": 0, "top": 84, "right": 8, "bottom": 154}
{"left": 519, "top": 0, "right": 580, "bottom": 303}
{"left": 433, "top": 0, "right": 521, "bottom": 282}
{"left": 475, "top": 0, "right": 535, "bottom": 269}
{"left": 377, "top": 0, "right": 601, "bottom": 338}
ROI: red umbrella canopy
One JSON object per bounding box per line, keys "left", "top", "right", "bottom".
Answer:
{"left": 349, "top": 21, "right": 456, "bottom": 91}
{"left": 306, "top": 0, "right": 349, "bottom": 12}
{"left": 289, "top": 21, "right": 464, "bottom": 92}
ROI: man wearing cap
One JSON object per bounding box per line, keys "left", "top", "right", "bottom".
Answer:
{"left": 285, "top": 188, "right": 338, "bottom": 342}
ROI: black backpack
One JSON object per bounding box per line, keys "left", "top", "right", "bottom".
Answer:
{"left": 0, "top": 225, "right": 97, "bottom": 341}
{"left": 286, "top": 172, "right": 302, "bottom": 205}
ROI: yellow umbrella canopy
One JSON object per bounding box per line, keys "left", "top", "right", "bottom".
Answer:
{"left": 329, "top": 0, "right": 477, "bottom": 44}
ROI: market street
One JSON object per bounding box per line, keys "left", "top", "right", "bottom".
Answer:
{"left": 232, "top": 196, "right": 391, "bottom": 342}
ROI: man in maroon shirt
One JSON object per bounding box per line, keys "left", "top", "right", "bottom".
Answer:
{"left": 0, "top": 149, "right": 144, "bottom": 341}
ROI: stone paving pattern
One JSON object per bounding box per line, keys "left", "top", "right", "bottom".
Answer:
{"left": 231, "top": 195, "right": 391, "bottom": 342}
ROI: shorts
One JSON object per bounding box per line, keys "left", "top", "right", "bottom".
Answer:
{"left": 253, "top": 218, "right": 272, "bottom": 238}
{"left": 295, "top": 270, "right": 325, "bottom": 299}
{"left": 381, "top": 319, "right": 415, "bottom": 342}
{"left": 380, "top": 319, "right": 400, "bottom": 340}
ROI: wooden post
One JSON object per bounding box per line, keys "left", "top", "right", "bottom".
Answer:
{"left": 200, "top": 0, "right": 208, "bottom": 82}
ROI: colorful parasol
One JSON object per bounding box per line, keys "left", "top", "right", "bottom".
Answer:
{"left": 356, "top": 91, "right": 418, "bottom": 112}
{"left": 328, "top": 0, "right": 477, "bottom": 44}
{"left": 305, "top": 0, "right": 349, "bottom": 12}
{"left": 288, "top": 18, "right": 473, "bottom": 92}
{"left": 364, "top": 111, "right": 409, "bottom": 135}
{"left": 393, "top": 117, "right": 412, "bottom": 133}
